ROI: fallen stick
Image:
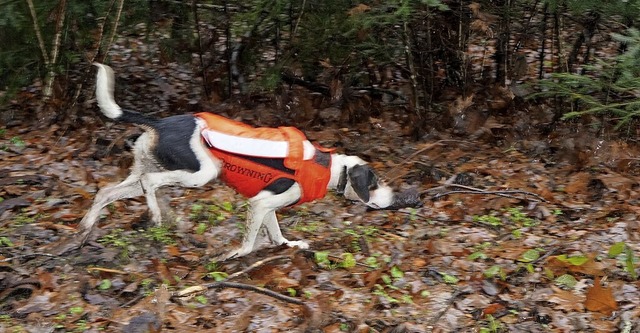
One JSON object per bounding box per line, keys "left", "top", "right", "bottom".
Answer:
{"left": 172, "top": 253, "right": 300, "bottom": 305}
{"left": 225, "top": 254, "right": 290, "bottom": 280}
{"left": 172, "top": 281, "right": 303, "bottom": 306}
{"left": 426, "top": 183, "right": 547, "bottom": 202}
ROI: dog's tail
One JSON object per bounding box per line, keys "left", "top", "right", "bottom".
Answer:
{"left": 94, "top": 63, "right": 156, "bottom": 126}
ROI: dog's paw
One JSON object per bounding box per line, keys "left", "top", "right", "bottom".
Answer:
{"left": 284, "top": 240, "right": 309, "bottom": 250}
{"left": 217, "top": 247, "right": 253, "bottom": 261}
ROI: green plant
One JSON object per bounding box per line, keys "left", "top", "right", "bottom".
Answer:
{"left": 140, "top": 278, "right": 156, "bottom": 296}
{"left": 189, "top": 201, "right": 240, "bottom": 235}
{"left": 13, "top": 211, "right": 41, "bottom": 225}
{"left": 293, "top": 220, "right": 321, "bottom": 233}
{"left": 0, "top": 236, "right": 14, "bottom": 247}
{"left": 340, "top": 252, "right": 356, "bottom": 269}
{"left": 146, "top": 225, "right": 175, "bottom": 245}
{"left": 9, "top": 136, "right": 25, "bottom": 148}
{"left": 474, "top": 213, "right": 502, "bottom": 227}
{"left": 364, "top": 255, "right": 380, "bottom": 268}
{"left": 73, "top": 319, "right": 89, "bottom": 332}
{"left": 554, "top": 274, "right": 578, "bottom": 289}
{"left": 484, "top": 265, "right": 507, "bottom": 280}
{"left": 342, "top": 225, "right": 379, "bottom": 253}
{"left": 195, "top": 222, "right": 207, "bottom": 235}
{"left": 314, "top": 251, "right": 332, "bottom": 269}
{"left": 555, "top": 254, "right": 589, "bottom": 266}
{"left": 609, "top": 242, "right": 638, "bottom": 279}
{"left": 371, "top": 284, "right": 400, "bottom": 304}
{"left": 207, "top": 271, "right": 228, "bottom": 281}
{"left": 479, "top": 314, "right": 503, "bottom": 333}
{"left": 204, "top": 260, "right": 219, "bottom": 272}
{"left": 97, "top": 279, "right": 112, "bottom": 290}
{"left": 440, "top": 272, "right": 459, "bottom": 284}
{"left": 506, "top": 207, "right": 538, "bottom": 227}
{"left": 517, "top": 248, "right": 542, "bottom": 273}
{"left": 98, "top": 228, "right": 130, "bottom": 258}
{"left": 69, "top": 306, "right": 84, "bottom": 315}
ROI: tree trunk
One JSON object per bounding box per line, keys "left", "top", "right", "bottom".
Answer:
{"left": 538, "top": 2, "right": 548, "bottom": 79}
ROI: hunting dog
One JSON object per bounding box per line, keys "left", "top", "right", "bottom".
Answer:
{"left": 79, "top": 63, "right": 399, "bottom": 259}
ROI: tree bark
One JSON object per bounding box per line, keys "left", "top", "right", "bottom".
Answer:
{"left": 44, "top": 0, "right": 67, "bottom": 99}
{"left": 538, "top": 2, "right": 548, "bottom": 79}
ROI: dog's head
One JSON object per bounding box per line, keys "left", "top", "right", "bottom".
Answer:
{"left": 332, "top": 155, "right": 395, "bottom": 209}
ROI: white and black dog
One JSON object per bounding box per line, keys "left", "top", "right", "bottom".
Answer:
{"left": 79, "top": 63, "right": 404, "bottom": 259}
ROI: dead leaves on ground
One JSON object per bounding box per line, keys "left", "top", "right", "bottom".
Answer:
{"left": 2, "top": 119, "right": 640, "bottom": 331}
{"left": 585, "top": 277, "right": 617, "bottom": 315}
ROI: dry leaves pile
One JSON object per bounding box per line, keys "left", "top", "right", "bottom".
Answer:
{"left": 2, "top": 108, "right": 640, "bottom": 333}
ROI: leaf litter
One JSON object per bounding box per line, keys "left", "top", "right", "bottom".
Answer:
{"left": 3, "top": 66, "right": 640, "bottom": 333}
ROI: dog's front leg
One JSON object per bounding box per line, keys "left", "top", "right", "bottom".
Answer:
{"left": 223, "top": 183, "right": 302, "bottom": 259}
{"left": 225, "top": 203, "right": 269, "bottom": 259}
{"left": 263, "top": 211, "right": 309, "bottom": 250}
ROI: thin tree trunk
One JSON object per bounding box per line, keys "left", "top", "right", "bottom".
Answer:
{"left": 225, "top": 0, "right": 232, "bottom": 97}
{"left": 27, "top": 0, "right": 58, "bottom": 100}
{"left": 192, "top": 0, "right": 209, "bottom": 99}
{"left": 26, "top": 0, "right": 49, "bottom": 66}
{"left": 43, "top": 0, "right": 67, "bottom": 99}
{"left": 538, "top": 2, "right": 548, "bottom": 79}
{"left": 403, "top": 21, "right": 420, "bottom": 112}
{"left": 292, "top": 0, "right": 306, "bottom": 40}
{"left": 494, "top": 0, "right": 511, "bottom": 85}
{"left": 554, "top": 10, "right": 565, "bottom": 72}
{"left": 424, "top": 5, "right": 434, "bottom": 105}
{"left": 579, "top": 12, "right": 600, "bottom": 75}
{"left": 101, "top": 0, "right": 124, "bottom": 63}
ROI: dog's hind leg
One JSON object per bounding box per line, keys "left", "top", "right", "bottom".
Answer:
{"left": 77, "top": 173, "right": 143, "bottom": 241}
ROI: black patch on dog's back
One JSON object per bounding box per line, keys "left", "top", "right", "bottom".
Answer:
{"left": 153, "top": 115, "right": 200, "bottom": 172}
{"left": 314, "top": 151, "right": 330, "bottom": 167}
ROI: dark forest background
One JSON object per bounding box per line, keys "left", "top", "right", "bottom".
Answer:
{"left": 1, "top": 0, "right": 640, "bottom": 140}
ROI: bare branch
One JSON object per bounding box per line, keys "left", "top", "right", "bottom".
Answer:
{"left": 426, "top": 183, "right": 548, "bottom": 202}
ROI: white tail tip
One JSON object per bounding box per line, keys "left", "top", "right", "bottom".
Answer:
{"left": 94, "top": 63, "right": 122, "bottom": 119}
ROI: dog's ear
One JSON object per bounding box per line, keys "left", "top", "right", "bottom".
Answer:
{"left": 347, "top": 164, "right": 378, "bottom": 203}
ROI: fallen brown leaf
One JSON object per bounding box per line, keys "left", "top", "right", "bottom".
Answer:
{"left": 585, "top": 276, "right": 617, "bottom": 315}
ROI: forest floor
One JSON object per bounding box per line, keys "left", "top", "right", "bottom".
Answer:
{"left": 3, "top": 46, "right": 640, "bottom": 332}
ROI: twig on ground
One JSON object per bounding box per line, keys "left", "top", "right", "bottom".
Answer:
{"left": 0, "top": 253, "right": 58, "bottom": 262}
{"left": 225, "top": 254, "right": 290, "bottom": 280}
{"left": 377, "top": 230, "right": 407, "bottom": 240}
{"left": 426, "top": 183, "right": 547, "bottom": 202}
{"left": 172, "top": 281, "right": 303, "bottom": 305}
{"left": 172, "top": 253, "right": 299, "bottom": 305}
{"left": 86, "top": 267, "right": 128, "bottom": 275}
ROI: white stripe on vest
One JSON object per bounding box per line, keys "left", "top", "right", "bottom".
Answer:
{"left": 198, "top": 119, "right": 316, "bottom": 160}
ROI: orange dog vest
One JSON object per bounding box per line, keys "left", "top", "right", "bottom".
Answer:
{"left": 196, "top": 112, "right": 333, "bottom": 204}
